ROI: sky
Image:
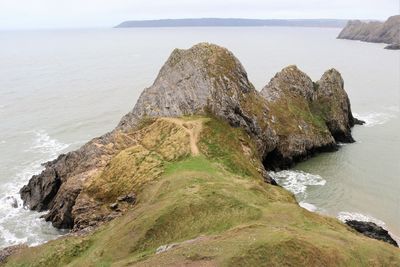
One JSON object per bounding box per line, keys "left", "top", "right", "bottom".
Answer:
{"left": 0, "top": 0, "right": 398, "bottom": 30}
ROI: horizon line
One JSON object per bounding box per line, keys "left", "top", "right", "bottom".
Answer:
{"left": 1, "top": 16, "right": 387, "bottom": 31}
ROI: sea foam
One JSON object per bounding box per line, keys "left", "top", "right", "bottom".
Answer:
{"left": 299, "top": 202, "right": 319, "bottom": 212}
{"left": 269, "top": 170, "right": 326, "bottom": 197}
{"left": 353, "top": 106, "right": 399, "bottom": 127}
{"left": 337, "top": 211, "right": 386, "bottom": 227}
{"left": 337, "top": 211, "right": 400, "bottom": 247}
{"left": 28, "top": 130, "right": 69, "bottom": 156}
{"left": 0, "top": 130, "right": 69, "bottom": 248}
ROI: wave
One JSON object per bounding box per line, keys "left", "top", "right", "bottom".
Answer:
{"left": 337, "top": 211, "right": 400, "bottom": 244}
{"left": 27, "top": 130, "right": 69, "bottom": 156}
{"left": 0, "top": 130, "right": 69, "bottom": 248}
{"left": 337, "top": 211, "right": 386, "bottom": 227}
{"left": 353, "top": 106, "right": 399, "bottom": 127}
{"left": 299, "top": 202, "right": 319, "bottom": 212}
{"left": 269, "top": 170, "right": 326, "bottom": 198}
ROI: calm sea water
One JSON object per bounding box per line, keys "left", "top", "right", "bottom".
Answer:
{"left": 0, "top": 27, "right": 399, "bottom": 248}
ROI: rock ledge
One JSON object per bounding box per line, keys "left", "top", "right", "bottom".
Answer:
{"left": 345, "top": 220, "right": 398, "bottom": 247}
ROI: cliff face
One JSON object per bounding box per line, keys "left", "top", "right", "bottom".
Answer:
{"left": 117, "top": 43, "right": 276, "bottom": 157}
{"left": 20, "top": 43, "right": 358, "bottom": 231}
{"left": 337, "top": 15, "right": 400, "bottom": 48}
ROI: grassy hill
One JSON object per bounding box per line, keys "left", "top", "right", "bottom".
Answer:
{"left": 5, "top": 117, "right": 400, "bottom": 266}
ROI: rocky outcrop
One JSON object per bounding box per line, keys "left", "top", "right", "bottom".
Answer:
{"left": 20, "top": 43, "right": 360, "bottom": 230}
{"left": 20, "top": 131, "right": 140, "bottom": 228}
{"left": 338, "top": 15, "right": 400, "bottom": 49}
{"left": 314, "top": 69, "right": 360, "bottom": 142}
{"left": 345, "top": 220, "right": 398, "bottom": 247}
{"left": 117, "top": 43, "right": 276, "bottom": 156}
{"left": 385, "top": 43, "right": 400, "bottom": 50}
{"left": 260, "top": 65, "right": 360, "bottom": 169}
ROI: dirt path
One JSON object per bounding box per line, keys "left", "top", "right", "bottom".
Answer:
{"left": 162, "top": 118, "right": 203, "bottom": 156}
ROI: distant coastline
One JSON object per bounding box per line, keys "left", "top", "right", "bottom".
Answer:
{"left": 115, "top": 18, "right": 348, "bottom": 28}
{"left": 337, "top": 15, "right": 400, "bottom": 49}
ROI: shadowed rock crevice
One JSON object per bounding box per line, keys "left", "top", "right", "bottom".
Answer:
{"left": 263, "top": 144, "right": 339, "bottom": 171}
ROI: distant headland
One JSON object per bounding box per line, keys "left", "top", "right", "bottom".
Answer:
{"left": 115, "top": 18, "right": 348, "bottom": 28}
{"left": 337, "top": 15, "right": 400, "bottom": 49}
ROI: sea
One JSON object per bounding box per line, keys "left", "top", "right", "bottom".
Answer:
{"left": 0, "top": 26, "right": 399, "bottom": 248}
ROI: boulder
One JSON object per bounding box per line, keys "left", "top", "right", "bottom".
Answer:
{"left": 385, "top": 44, "right": 400, "bottom": 50}
{"left": 345, "top": 220, "right": 398, "bottom": 247}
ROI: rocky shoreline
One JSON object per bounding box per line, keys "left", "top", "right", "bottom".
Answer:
{"left": 385, "top": 43, "right": 400, "bottom": 50}
{"left": 345, "top": 220, "right": 398, "bottom": 247}
{"left": 337, "top": 15, "right": 400, "bottom": 49}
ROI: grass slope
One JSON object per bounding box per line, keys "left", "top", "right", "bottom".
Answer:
{"left": 5, "top": 117, "right": 400, "bottom": 267}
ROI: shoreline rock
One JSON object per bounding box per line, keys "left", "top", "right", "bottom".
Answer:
{"left": 384, "top": 44, "right": 400, "bottom": 50}
{"left": 260, "top": 66, "right": 358, "bottom": 170}
{"left": 345, "top": 220, "right": 398, "bottom": 247}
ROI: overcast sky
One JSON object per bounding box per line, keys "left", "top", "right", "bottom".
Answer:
{"left": 0, "top": 0, "right": 398, "bottom": 30}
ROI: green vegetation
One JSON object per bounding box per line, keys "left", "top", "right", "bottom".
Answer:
{"left": 164, "top": 156, "right": 217, "bottom": 175}
{"left": 311, "top": 94, "right": 343, "bottom": 125}
{"left": 239, "top": 90, "right": 270, "bottom": 130}
{"left": 199, "top": 117, "right": 263, "bottom": 178}
{"left": 5, "top": 117, "right": 400, "bottom": 267}
{"left": 87, "top": 118, "right": 191, "bottom": 202}
{"left": 135, "top": 116, "right": 157, "bottom": 130}
{"left": 269, "top": 93, "right": 330, "bottom": 137}
{"left": 192, "top": 42, "right": 237, "bottom": 81}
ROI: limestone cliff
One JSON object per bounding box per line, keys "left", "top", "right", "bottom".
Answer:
{"left": 337, "top": 15, "right": 400, "bottom": 49}
{"left": 117, "top": 43, "right": 276, "bottom": 156}
{"left": 20, "top": 43, "right": 359, "bottom": 231}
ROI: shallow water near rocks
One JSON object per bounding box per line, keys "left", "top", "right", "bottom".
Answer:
{"left": 0, "top": 27, "right": 399, "bottom": 248}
